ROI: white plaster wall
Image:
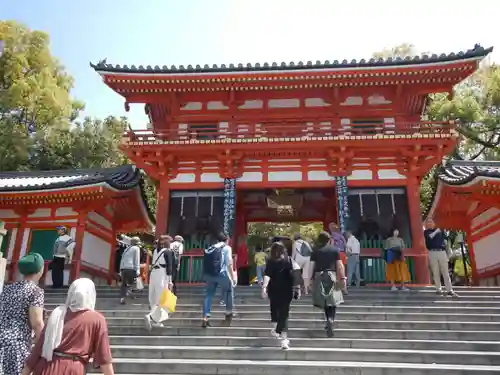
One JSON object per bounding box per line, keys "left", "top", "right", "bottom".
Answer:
{"left": 0, "top": 209, "right": 20, "bottom": 219}
{"left": 55, "top": 207, "right": 77, "bottom": 216}
{"left": 348, "top": 170, "right": 373, "bottom": 180}
{"left": 88, "top": 211, "right": 112, "bottom": 230}
{"left": 472, "top": 208, "right": 500, "bottom": 229}
{"left": 200, "top": 173, "right": 224, "bottom": 183}
{"left": 307, "top": 171, "right": 333, "bottom": 181}
{"left": 26, "top": 219, "right": 77, "bottom": 224}
{"left": 268, "top": 171, "right": 302, "bottom": 181}
{"left": 474, "top": 231, "right": 500, "bottom": 273}
{"left": 378, "top": 169, "right": 406, "bottom": 179}
{"left": 29, "top": 208, "right": 51, "bottom": 218}
{"left": 81, "top": 231, "right": 111, "bottom": 271}
{"left": 237, "top": 172, "right": 263, "bottom": 182}
{"left": 6, "top": 228, "right": 17, "bottom": 260}
{"left": 170, "top": 173, "right": 196, "bottom": 183}
{"left": 268, "top": 99, "right": 300, "bottom": 108}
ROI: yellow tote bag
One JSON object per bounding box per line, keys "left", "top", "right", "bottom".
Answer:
{"left": 159, "top": 287, "right": 177, "bottom": 312}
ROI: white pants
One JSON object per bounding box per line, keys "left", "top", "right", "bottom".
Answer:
{"left": 148, "top": 269, "right": 171, "bottom": 323}
{"left": 294, "top": 253, "right": 311, "bottom": 289}
{"left": 428, "top": 251, "right": 453, "bottom": 292}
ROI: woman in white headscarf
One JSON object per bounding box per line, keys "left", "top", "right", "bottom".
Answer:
{"left": 21, "top": 278, "right": 114, "bottom": 375}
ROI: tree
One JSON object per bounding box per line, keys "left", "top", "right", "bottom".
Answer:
{"left": 0, "top": 20, "right": 83, "bottom": 172}
{"left": 372, "top": 44, "right": 500, "bottom": 211}
{"left": 247, "top": 222, "right": 323, "bottom": 241}
{"left": 427, "top": 64, "right": 500, "bottom": 161}
{"left": 30, "top": 116, "right": 129, "bottom": 170}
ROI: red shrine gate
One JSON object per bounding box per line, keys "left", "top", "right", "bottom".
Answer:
{"left": 91, "top": 44, "right": 492, "bottom": 284}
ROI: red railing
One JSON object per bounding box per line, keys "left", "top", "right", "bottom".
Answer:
{"left": 123, "top": 121, "right": 455, "bottom": 144}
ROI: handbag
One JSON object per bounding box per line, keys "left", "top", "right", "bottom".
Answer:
{"left": 159, "top": 287, "right": 177, "bottom": 312}
{"left": 136, "top": 278, "right": 144, "bottom": 290}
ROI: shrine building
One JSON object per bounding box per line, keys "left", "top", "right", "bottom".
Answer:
{"left": 91, "top": 44, "right": 492, "bottom": 284}
{"left": 0, "top": 165, "right": 153, "bottom": 285}
{"left": 427, "top": 160, "right": 500, "bottom": 286}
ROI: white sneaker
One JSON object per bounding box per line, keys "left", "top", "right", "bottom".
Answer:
{"left": 391, "top": 286, "right": 398, "bottom": 291}
{"left": 270, "top": 329, "right": 280, "bottom": 338}
{"left": 280, "top": 338, "right": 290, "bottom": 350}
{"left": 400, "top": 286, "right": 410, "bottom": 291}
{"left": 144, "top": 315, "right": 152, "bottom": 331}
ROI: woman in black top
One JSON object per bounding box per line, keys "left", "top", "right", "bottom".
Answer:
{"left": 310, "top": 231, "right": 346, "bottom": 337}
{"left": 261, "top": 242, "right": 301, "bottom": 350}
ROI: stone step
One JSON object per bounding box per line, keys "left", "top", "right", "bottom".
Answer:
{"left": 43, "top": 288, "right": 500, "bottom": 297}
{"left": 109, "top": 335, "right": 500, "bottom": 351}
{"left": 45, "top": 288, "right": 500, "bottom": 299}
{"left": 96, "top": 309, "right": 500, "bottom": 322}
{"left": 42, "top": 296, "right": 500, "bottom": 305}
{"left": 87, "top": 358, "right": 500, "bottom": 374}
{"left": 106, "top": 326, "right": 500, "bottom": 341}
{"left": 109, "top": 345, "right": 500, "bottom": 365}
{"left": 43, "top": 302, "right": 500, "bottom": 313}
{"left": 101, "top": 317, "right": 500, "bottom": 330}
{"left": 57, "top": 283, "right": 500, "bottom": 293}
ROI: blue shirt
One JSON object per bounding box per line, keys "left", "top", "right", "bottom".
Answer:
{"left": 423, "top": 229, "right": 447, "bottom": 250}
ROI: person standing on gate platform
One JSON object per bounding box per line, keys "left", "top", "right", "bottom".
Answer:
{"left": 345, "top": 230, "right": 361, "bottom": 289}
{"left": 424, "top": 219, "right": 458, "bottom": 297}
{"left": 262, "top": 241, "right": 302, "bottom": 350}
{"left": 202, "top": 232, "right": 236, "bottom": 328}
{"left": 51, "top": 226, "right": 75, "bottom": 288}
{"left": 292, "top": 233, "right": 313, "bottom": 295}
{"left": 118, "top": 237, "right": 141, "bottom": 305}
{"left": 384, "top": 228, "right": 410, "bottom": 291}
{"left": 144, "top": 235, "right": 175, "bottom": 330}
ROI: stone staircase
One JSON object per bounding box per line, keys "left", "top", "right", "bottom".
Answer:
{"left": 43, "top": 285, "right": 500, "bottom": 374}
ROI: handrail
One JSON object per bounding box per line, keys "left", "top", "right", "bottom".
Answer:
{"left": 123, "top": 121, "right": 455, "bottom": 144}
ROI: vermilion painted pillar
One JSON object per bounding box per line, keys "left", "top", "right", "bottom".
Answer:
{"left": 107, "top": 224, "right": 118, "bottom": 285}
{"left": 8, "top": 217, "right": 26, "bottom": 282}
{"left": 156, "top": 181, "right": 170, "bottom": 236}
{"left": 406, "top": 177, "right": 430, "bottom": 284}
{"left": 69, "top": 211, "right": 86, "bottom": 282}
{"left": 465, "top": 222, "right": 479, "bottom": 285}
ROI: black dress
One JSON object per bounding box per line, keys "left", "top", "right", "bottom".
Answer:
{"left": 265, "top": 256, "right": 301, "bottom": 334}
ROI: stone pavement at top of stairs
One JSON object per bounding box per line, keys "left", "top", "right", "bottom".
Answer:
{"left": 43, "top": 285, "right": 500, "bottom": 375}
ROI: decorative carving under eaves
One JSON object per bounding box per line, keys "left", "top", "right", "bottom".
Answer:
{"left": 218, "top": 150, "right": 243, "bottom": 179}
{"left": 326, "top": 147, "right": 354, "bottom": 176}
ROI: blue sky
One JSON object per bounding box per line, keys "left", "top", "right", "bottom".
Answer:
{"left": 2, "top": 0, "right": 499, "bottom": 129}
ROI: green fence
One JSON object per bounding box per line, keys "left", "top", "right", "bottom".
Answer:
{"left": 361, "top": 256, "right": 415, "bottom": 283}
{"left": 177, "top": 254, "right": 416, "bottom": 284}
{"left": 177, "top": 238, "right": 416, "bottom": 284}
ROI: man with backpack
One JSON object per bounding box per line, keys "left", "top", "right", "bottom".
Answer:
{"left": 292, "top": 233, "right": 313, "bottom": 295}
{"left": 202, "top": 232, "right": 236, "bottom": 328}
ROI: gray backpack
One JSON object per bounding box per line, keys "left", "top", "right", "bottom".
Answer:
{"left": 296, "top": 240, "right": 312, "bottom": 257}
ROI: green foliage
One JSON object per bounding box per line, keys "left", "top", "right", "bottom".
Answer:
{"left": 419, "top": 166, "right": 437, "bottom": 213}
{"left": 142, "top": 176, "right": 158, "bottom": 215}
{"left": 373, "top": 44, "right": 500, "bottom": 214}
{"left": 0, "top": 20, "right": 84, "bottom": 172}
{"left": 30, "top": 116, "right": 129, "bottom": 170}
{"left": 247, "top": 222, "right": 323, "bottom": 242}
{"left": 427, "top": 64, "right": 500, "bottom": 160}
